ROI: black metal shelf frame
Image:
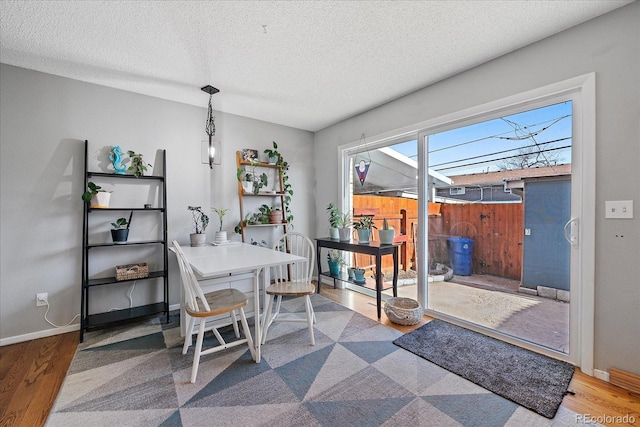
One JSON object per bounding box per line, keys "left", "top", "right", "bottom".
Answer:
{"left": 81, "top": 140, "right": 169, "bottom": 342}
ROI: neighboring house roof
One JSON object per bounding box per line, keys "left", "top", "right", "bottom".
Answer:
{"left": 432, "top": 164, "right": 572, "bottom": 203}
{"left": 447, "top": 164, "right": 571, "bottom": 187}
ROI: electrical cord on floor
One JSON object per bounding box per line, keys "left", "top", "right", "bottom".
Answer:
{"left": 42, "top": 300, "right": 80, "bottom": 328}
{"left": 108, "top": 281, "right": 136, "bottom": 312}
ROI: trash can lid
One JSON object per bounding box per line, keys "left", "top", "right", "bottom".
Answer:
{"left": 447, "top": 236, "right": 473, "bottom": 243}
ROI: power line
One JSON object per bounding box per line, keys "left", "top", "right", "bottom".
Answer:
{"left": 435, "top": 145, "right": 571, "bottom": 173}
{"left": 430, "top": 137, "right": 571, "bottom": 169}
{"left": 428, "top": 114, "right": 571, "bottom": 154}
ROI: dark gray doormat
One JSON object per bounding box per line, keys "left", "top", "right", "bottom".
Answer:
{"left": 393, "top": 319, "right": 574, "bottom": 419}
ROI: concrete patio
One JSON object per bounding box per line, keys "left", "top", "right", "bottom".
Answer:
{"left": 378, "top": 273, "right": 570, "bottom": 353}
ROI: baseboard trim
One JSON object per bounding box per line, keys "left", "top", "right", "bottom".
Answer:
{"left": 610, "top": 367, "right": 640, "bottom": 394}
{"left": 0, "top": 324, "right": 80, "bottom": 347}
{"left": 593, "top": 369, "right": 610, "bottom": 382}
{"left": 2, "top": 305, "right": 182, "bottom": 347}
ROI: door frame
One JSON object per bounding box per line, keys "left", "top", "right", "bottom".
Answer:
{"left": 340, "top": 73, "right": 595, "bottom": 374}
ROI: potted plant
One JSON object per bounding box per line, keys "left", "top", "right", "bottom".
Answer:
{"left": 352, "top": 253, "right": 366, "bottom": 283}
{"left": 327, "top": 203, "right": 341, "bottom": 239}
{"left": 378, "top": 218, "right": 395, "bottom": 245}
{"left": 336, "top": 211, "right": 352, "bottom": 242}
{"left": 353, "top": 267, "right": 367, "bottom": 283}
{"left": 327, "top": 250, "right": 344, "bottom": 276}
{"left": 264, "top": 141, "right": 294, "bottom": 224}
{"left": 82, "top": 182, "right": 111, "bottom": 208}
{"left": 188, "top": 206, "right": 209, "bottom": 247}
{"left": 127, "top": 150, "right": 152, "bottom": 178}
{"left": 263, "top": 142, "right": 279, "bottom": 164}
{"left": 243, "top": 204, "right": 272, "bottom": 226}
{"left": 111, "top": 212, "right": 132, "bottom": 244}
{"left": 236, "top": 162, "right": 268, "bottom": 194}
{"left": 269, "top": 207, "right": 283, "bottom": 224}
{"left": 211, "top": 207, "right": 230, "bottom": 243}
{"left": 354, "top": 216, "right": 376, "bottom": 243}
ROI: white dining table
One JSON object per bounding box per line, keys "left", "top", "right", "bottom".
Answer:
{"left": 173, "top": 242, "right": 306, "bottom": 362}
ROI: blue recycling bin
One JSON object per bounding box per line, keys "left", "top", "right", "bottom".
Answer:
{"left": 447, "top": 237, "right": 474, "bottom": 276}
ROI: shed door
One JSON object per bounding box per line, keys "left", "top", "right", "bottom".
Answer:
{"left": 522, "top": 180, "right": 571, "bottom": 291}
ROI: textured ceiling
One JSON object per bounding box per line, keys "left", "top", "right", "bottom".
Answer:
{"left": 0, "top": 1, "right": 631, "bottom": 132}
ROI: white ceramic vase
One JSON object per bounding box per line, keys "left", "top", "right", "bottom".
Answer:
{"left": 214, "top": 231, "right": 228, "bottom": 243}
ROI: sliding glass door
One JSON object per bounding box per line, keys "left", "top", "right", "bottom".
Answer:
{"left": 340, "top": 75, "right": 595, "bottom": 369}
{"left": 422, "top": 101, "right": 573, "bottom": 355}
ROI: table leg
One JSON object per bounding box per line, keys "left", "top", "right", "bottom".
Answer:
{"left": 393, "top": 246, "right": 398, "bottom": 297}
{"left": 316, "top": 241, "right": 322, "bottom": 294}
{"left": 376, "top": 253, "right": 382, "bottom": 318}
{"left": 254, "top": 268, "right": 262, "bottom": 363}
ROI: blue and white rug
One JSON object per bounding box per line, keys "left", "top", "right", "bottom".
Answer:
{"left": 47, "top": 295, "right": 584, "bottom": 426}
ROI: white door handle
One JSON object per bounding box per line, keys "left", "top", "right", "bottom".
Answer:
{"left": 563, "top": 218, "right": 579, "bottom": 247}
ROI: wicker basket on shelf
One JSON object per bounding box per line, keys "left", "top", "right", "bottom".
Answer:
{"left": 115, "top": 263, "right": 149, "bottom": 281}
{"left": 383, "top": 297, "right": 423, "bottom": 325}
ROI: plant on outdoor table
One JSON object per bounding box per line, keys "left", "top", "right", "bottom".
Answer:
{"left": 353, "top": 216, "right": 376, "bottom": 230}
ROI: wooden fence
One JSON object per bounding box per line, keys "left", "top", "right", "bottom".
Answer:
{"left": 353, "top": 196, "right": 524, "bottom": 280}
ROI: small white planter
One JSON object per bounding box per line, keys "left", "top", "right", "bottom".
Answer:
{"left": 90, "top": 192, "right": 111, "bottom": 208}
{"left": 214, "top": 231, "right": 228, "bottom": 243}
{"left": 338, "top": 227, "right": 351, "bottom": 242}
{"left": 242, "top": 181, "right": 253, "bottom": 193}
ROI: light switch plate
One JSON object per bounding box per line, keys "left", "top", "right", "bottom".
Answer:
{"left": 605, "top": 200, "right": 634, "bottom": 219}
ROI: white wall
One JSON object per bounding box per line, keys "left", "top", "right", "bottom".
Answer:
{"left": 0, "top": 64, "right": 314, "bottom": 342}
{"left": 314, "top": 3, "right": 639, "bottom": 374}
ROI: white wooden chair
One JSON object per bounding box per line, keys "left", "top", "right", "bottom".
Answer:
{"left": 173, "top": 240, "right": 255, "bottom": 383}
{"left": 261, "top": 232, "right": 316, "bottom": 346}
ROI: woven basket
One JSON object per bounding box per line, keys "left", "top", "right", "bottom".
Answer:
{"left": 115, "top": 263, "right": 149, "bottom": 281}
{"left": 383, "top": 297, "right": 423, "bottom": 325}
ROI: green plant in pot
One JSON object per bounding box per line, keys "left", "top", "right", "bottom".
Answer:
{"left": 188, "top": 206, "right": 209, "bottom": 247}
{"left": 336, "top": 211, "right": 352, "bottom": 242}
{"left": 353, "top": 267, "right": 366, "bottom": 283}
{"left": 352, "top": 255, "right": 366, "bottom": 283}
{"left": 82, "top": 182, "right": 111, "bottom": 208}
{"left": 211, "top": 207, "right": 230, "bottom": 244}
{"left": 327, "top": 250, "right": 345, "bottom": 276}
{"left": 378, "top": 218, "right": 395, "bottom": 245}
{"left": 111, "top": 212, "right": 132, "bottom": 244}
{"left": 264, "top": 141, "right": 294, "bottom": 224}
{"left": 237, "top": 162, "right": 268, "bottom": 195}
{"left": 327, "top": 203, "right": 341, "bottom": 239}
{"left": 354, "top": 216, "right": 376, "bottom": 244}
{"left": 127, "top": 150, "right": 152, "bottom": 178}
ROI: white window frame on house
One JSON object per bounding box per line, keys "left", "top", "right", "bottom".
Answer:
{"left": 339, "top": 73, "right": 595, "bottom": 375}
{"left": 449, "top": 186, "right": 466, "bottom": 196}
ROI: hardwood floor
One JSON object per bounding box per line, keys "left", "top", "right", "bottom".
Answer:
{"left": 1, "top": 284, "right": 638, "bottom": 427}
{"left": 0, "top": 332, "right": 78, "bottom": 427}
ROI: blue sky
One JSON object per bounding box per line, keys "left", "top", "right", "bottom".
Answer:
{"left": 391, "top": 101, "right": 573, "bottom": 176}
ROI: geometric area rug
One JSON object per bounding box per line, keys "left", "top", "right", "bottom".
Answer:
{"left": 393, "top": 319, "right": 575, "bottom": 419}
{"left": 47, "top": 295, "right": 585, "bottom": 426}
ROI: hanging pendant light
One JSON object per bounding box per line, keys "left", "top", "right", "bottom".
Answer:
{"left": 201, "top": 85, "right": 220, "bottom": 168}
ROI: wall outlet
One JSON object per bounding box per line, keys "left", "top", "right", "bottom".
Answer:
{"left": 36, "top": 292, "right": 48, "bottom": 307}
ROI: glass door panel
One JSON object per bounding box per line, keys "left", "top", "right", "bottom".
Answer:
{"left": 424, "top": 101, "right": 573, "bottom": 354}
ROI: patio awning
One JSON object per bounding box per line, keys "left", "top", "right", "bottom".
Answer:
{"left": 353, "top": 147, "right": 452, "bottom": 197}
